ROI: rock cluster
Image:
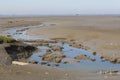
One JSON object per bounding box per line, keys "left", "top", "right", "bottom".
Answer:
{"left": 50, "top": 45, "right": 64, "bottom": 51}
{"left": 99, "top": 70, "right": 119, "bottom": 75}
{"left": 41, "top": 52, "right": 66, "bottom": 63}
{"left": 5, "top": 42, "right": 37, "bottom": 60}
{"left": 74, "top": 54, "right": 96, "bottom": 61}
{"left": 103, "top": 56, "right": 120, "bottom": 63}
{"left": 66, "top": 39, "right": 89, "bottom": 50}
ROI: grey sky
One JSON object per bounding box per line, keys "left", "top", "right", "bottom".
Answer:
{"left": 0, "top": 0, "right": 120, "bottom": 15}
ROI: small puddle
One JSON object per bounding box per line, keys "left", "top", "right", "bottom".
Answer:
{"left": 3, "top": 23, "right": 120, "bottom": 72}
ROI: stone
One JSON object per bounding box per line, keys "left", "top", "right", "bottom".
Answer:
{"left": 41, "top": 52, "right": 66, "bottom": 63}
{"left": 74, "top": 54, "right": 96, "bottom": 61}
{"left": 92, "top": 52, "right": 97, "bottom": 55}
{"left": 47, "top": 64, "right": 51, "bottom": 66}
{"left": 50, "top": 45, "right": 63, "bottom": 51}
{"left": 41, "top": 61, "right": 48, "bottom": 65}
{"left": 0, "top": 45, "right": 12, "bottom": 65}
{"left": 54, "top": 63, "right": 59, "bottom": 66}
{"left": 29, "top": 60, "right": 38, "bottom": 64}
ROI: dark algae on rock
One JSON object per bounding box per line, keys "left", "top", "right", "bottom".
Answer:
{"left": 5, "top": 42, "right": 37, "bottom": 61}
{"left": 0, "top": 36, "right": 16, "bottom": 43}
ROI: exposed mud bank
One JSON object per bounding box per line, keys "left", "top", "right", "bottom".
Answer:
{"left": 0, "top": 41, "right": 37, "bottom": 66}
{"left": 0, "top": 44, "right": 12, "bottom": 66}
{"left": 5, "top": 42, "right": 37, "bottom": 61}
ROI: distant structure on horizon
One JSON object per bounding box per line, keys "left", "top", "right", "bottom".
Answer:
{"left": 75, "top": 14, "right": 80, "bottom": 16}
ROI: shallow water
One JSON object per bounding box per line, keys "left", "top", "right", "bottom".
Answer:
{"left": 3, "top": 23, "right": 120, "bottom": 72}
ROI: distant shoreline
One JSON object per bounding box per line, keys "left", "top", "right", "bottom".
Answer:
{"left": 0, "top": 14, "right": 120, "bottom": 18}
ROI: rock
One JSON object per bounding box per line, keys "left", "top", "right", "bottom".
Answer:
{"left": 41, "top": 52, "right": 51, "bottom": 60}
{"left": 101, "top": 56, "right": 120, "bottom": 63}
{"left": 110, "top": 58, "right": 117, "bottom": 63}
{"left": 0, "top": 40, "right": 3, "bottom": 44}
{"left": 47, "top": 64, "right": 51, "bottom": 66}
{"left": 29, "top": 60, "right": 38, "bottom": 64}
{"left": 110, "top": 70, "right": 119, "bottom": 74}
{"left": 100, "top": 56, "right": 104, "bottom": 59}
{"left": 55, "top": 58, "right": 61, "bottom": 63}
{"left": 0, "top": 45, "right": 12, "bottom": 65}
{"left": 67, "top": 40, "right": 82, "bottom": 48}
{"left": 48, "top": 40, "right": 57, "bottom": 43}
{"left": 54, "top": 63, "right": 59, "bottom": 66}
{"left": 62, "top": 58, "right": 78, "bottom": 64}
{"left": 74, "top": 54, "right": 96, "bottom": 61}
{"left": 39, "top": 55, "right": 42, "bottom": 57}
{"left": 93, "top": 52, "right": 97, "bottom": 55}
{"left": 41, "top": 61, "right": 48, "bottom": 65}
{"left": 41, "top": 52, "right": 66, "bottom": 63}
{"left": 7, "top": 35, "right": 12, "bottom": 37}
{"left": 42, "top": 43, "right": 49, "bottom": 46}
{"left": 91, "top": 58, "right": 96, "bottom": 61}
{"left": 5, "top": 42, "right": 37, "bottom": 60}
{"left": 117, "top": 58, "right": 120, "bottom": 63}
{"left": 50, "top": 45, "right": 63, "bottom": 51}
{"left": 24, "top": 40, "right": 56, "bottom": 44}
{"left": 46, "top": 48, "right": 52, "bottom": 53}
{"left": 63, "top": 61, "right": 69, "bottom": 64}
{"left": 70, "top": 39, "right": 75, "bottom": 42}
{"left": 16, "top": 28, "right": 29, "bottom": 32}
{"left": 67, "top": 40, "right": 89, "bottom": 50}
{"left": 99, "top": 70, "right": 119, "bottom": 75}
{"left": 51, "top": 38, "right": 67, "bottom": 41}
{"left": 32, "top": 43, "right": 49, "bottom": 46}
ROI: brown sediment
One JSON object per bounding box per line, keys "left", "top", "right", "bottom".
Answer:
{"left": 0, "top": 16, "right": 120, "bottom": 80}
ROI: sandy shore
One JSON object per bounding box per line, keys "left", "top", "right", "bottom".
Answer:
{"left": 0, "top": 16, "right": 120, "bottom": 80}
{"left": 0, "top": 64, "right": 104, "bottom": 80}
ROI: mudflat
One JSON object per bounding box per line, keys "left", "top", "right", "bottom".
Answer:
{"left": 0, "top": 16, "right": 120, "bottom": 80}
{"left": 27, "top": 16, "right": 120, "bottom": 63}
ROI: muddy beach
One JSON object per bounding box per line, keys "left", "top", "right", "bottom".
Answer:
{"left": 0, "top": 16, "right": 120, "bottom": 80}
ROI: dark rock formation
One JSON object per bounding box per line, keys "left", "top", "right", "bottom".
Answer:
{"left": 5, "top": 42, "right": 37, "bottom": 61}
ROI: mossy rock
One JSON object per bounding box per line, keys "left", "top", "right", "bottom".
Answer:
{"left": 0, "top": 36, "right": 16, "bottom": 43}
